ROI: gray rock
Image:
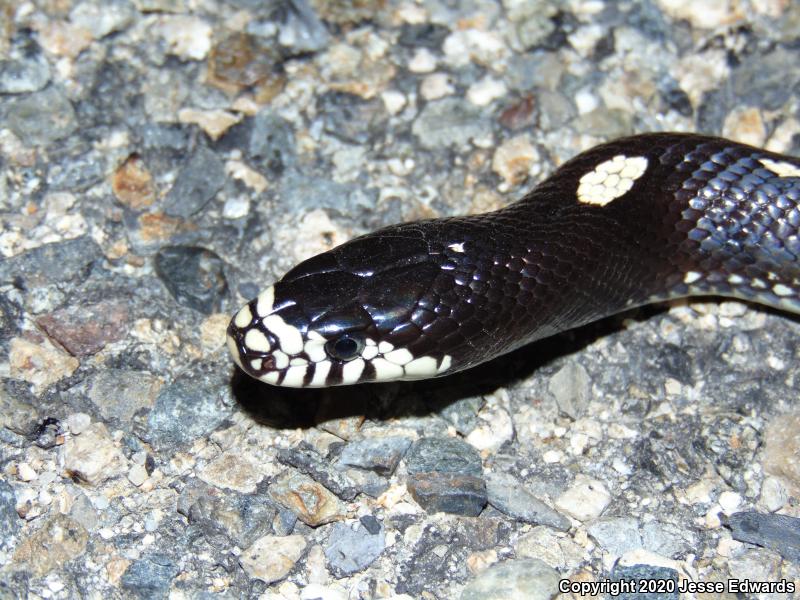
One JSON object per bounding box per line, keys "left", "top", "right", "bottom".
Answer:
{"left": 343, "top": 466, "right": 389, "bottom": 498}
{"left": 337, "top": 436, "right": 412, "bottom": 475}
{"left": 0, "top": 54, "right": 50, "bottom": 94}
{"left": 70, "top": 0, "right": 136, "bottom": 39}
{"left": 610, "top": 564, "right": 678, "bottom": 600}
{"left": 275, "top": 0, "right": 330, "bottom": 54}
{"left": 587, "top": 517, "right": 642, "bottom": 556}
{"left": 548, "top": 361, "right": 591, "bottom": 419}
{"left": 439, "top": 396, "right": 483, "bottom": 436}
{"left": 278, "top": 170, "right": 374, "bottom": 215}
{"left": 277, "top": 443, "right": 358, "bottom": 500}
{"left": 163, "top": 147, "right": 226, "bottom": 217}
{"left": 85, "top": 369, "right": 162, "bottom": 423}
{"left": 405, "top": 437, "right": 483, "bottom": 477}
{"left": 727, "top": 511, "right": 800, "bottom": 563}
{"left": 640, "top": 520, "right": 696, "bottom": 558}
{"left": 324, "top": 521, "right": 385, "bottom": 576}
{"left": 247, "top": 111, "right": 297, "bottom": 175}
{"left": 0, "top": 480, "right": 20, "bottom": 550}
{"left": 486, "top": 472, "right": 570, "bottom": 531}
{"left": 144, "top": 361, "right": 233, "bottom": 452}
{"left": 460, "top": 558, "right": 560, "bottom": 600}
{"left": 6, "top": 86, "right": 78, "bottom": 145}
{"left": 0, "top": 237, "right": 103, "bottom": 288}
{"left": 733, "top": 47, "right": 800, "bottom": 111}
{"left": 411, "top": 98, "right": 492, "bottom": 149}
{"left": 187, "top": 489, "right": 277, "bottom": 548}
{"left": 154, "top": 246, "right": 229, "bottom": 314}
{"left": 48, "top": 150, "right": 109, "bottom": 192}
{"left": 408, "top": 473, "right": 487, "bottom": 517}
{"left": 120, "top": 554, "right": 179, "bottom": 599}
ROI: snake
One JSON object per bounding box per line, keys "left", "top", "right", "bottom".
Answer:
{"left": 226, "top": 133, "right": 800, "bottom": 388}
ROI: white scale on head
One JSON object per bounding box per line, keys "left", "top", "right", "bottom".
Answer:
{"left": 231, "top": 283, "right": 454, "bottom": 388}
{"left": 577, "top": 155, "right": 649, "bottom": 206}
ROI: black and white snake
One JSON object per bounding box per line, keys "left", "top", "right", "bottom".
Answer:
{"left": 227, "top": 133, "right": 800, "bottom": 387}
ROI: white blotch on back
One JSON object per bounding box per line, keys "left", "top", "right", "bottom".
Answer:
{"left": 683, "top": 271, "right": 702, "bottom": 284}
{"left": 437, "top": 355, "right": 452, "bottom": 374}
{"left": 384, "top": 348, "right": 414, "bottom": 366}
{"left": 244, "top": 329, "right": 271, "bottom": 353}
{"left": 234, "top": 305, "right": 253, "bottom": 328}
{"left": 342, "top": 358, "right": 366, "bottom": 384}
{"left": 250, "top": 358, "right": 262, "bottom": 371}
{"left": 290, "top": 357, "right": 308, "bottom": 366}
{"left": 263, "top": 314, "right": 304, "bottom": 355}
{"left": 310, "top": 361, "right": 332, "bottom": 387}
{"left": 226, "top": 334, "right": 243, "bottom": 369}
{"left": 404, "top": 356, "right": 438, "bottom": 377}
{"left": 728, "top": 274, "right": 745, "bottom": 285}
{"left": 576, "top": 155, "right": 648, "bottom": 206}
{"left": 752, "top": 278, "right": 767, "bottom": 289}
{"left": 773, "top": 283, "right": 793, "bottom": 296}
{"left": 372, "top": 357, "right": 404, "bottom": 380}
{"left": 448, "top": 242, "right": 466, "bottom": 253}
{"left": 272, "top": 349, "right": 289, "bottom": 369}
{"left": 262, "top": 371, "right": 280, "bottom": 385}
{"left": 362, "top": 344, "right": 379, "bottom": 361}
{"left": 759, "top": 158, "right": 800, "bottom": 178}
{"left": 256, "top": 286, "right": 275, "bottom": 317}
{"left": 304, "top": 339, "right": 327, "bottom": 363}
{"left": 282, "top": 365, "right": 308, "bottom": 387}
{"left": 378, "top": 341, "right": 394, "bottom": 354}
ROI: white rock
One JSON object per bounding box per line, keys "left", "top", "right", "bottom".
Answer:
{"left": 408, "top": 48, "right": 437, "bottom": 73}
{"left": 239, "top": 534, "right": 306, "bottom": 584}
{"left": 466, "top": 77, "right": 507, "bottom": 107}
{"left": 555, "top": 476, "right": 612, "bottom": 521}
{"left": 420, "top": 73, "right": 454, "bottom": 101}
{"left": 61, "top": 423, "right": 127, "bottom": 486}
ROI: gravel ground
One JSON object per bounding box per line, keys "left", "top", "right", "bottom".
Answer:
{"left": 2, "top": 0, "right": 800, "bottom": 598}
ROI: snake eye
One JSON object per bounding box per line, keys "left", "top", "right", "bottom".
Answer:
{"left": 326, "top": 335, "right": 364, "bottom": 362}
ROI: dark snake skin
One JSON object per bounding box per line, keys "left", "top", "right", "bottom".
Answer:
{"left": 228, "top": 133, "right": 800, "bottom": 387}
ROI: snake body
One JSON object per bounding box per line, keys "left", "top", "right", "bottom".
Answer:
{"left": 227, "top": 133, "right": 800, "bottom": 387}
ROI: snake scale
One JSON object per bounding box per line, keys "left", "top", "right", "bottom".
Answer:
{"left": 227, "top": 133, "right": 800, "bottom": 387}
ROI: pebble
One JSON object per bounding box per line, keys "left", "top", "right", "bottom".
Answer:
{"left": 186, "top": 487, "right": 276, "bottom": 548}
{"left": 324, "top": 521, "right": 385, "bottom": 576}
{"left": 36, "top": 300, "right": 130, "bottom": 357}
{"left": 466, "top": 77, "right": 508, "bottom": 107}
{"left": 0, "top": 480, "right": 20, "bottom": 549}
{"left": 198, "top": 450, "right": 262, "bottom": 494}
{"left": 154, "top": 246, "right": 229, "bottom": 314}
{"left": 336, "top": 436, "right": 412, "bottom": 476}
{"left": 12, "top": 514, "right": 88, "bottom": 578}
{"left": 62, "top": 422, "right": 127, "bottom": 486}
{"left": 407, "top": 472, "right": 487, "bottom": 517}
{"left": 64, "top": 413, "right": 92, "bottom": 436}
{"left": 269, "top": 471, "right": 346, "bottom": 527}
{"left": 120, "top": 554, "right": 179, "bottom": 599}
{"left": 157, "top": 15, "right": 212, "bottom": 60}
{"left": 85, "top": 369, "right": 163, "bottom": 423}
{"left": 9, "top": 337, "right": 79, "bottom": 393}
{"left": 759, "top": 476, "right": 788, "bottom": 512}
{"left": 485, "top": 472, "right": 570, "bottom": 531}
{"left": 762, "top": 412, "right": 800, "bottom": 495}
{"left": 420, "top": 73, "right": 455, "bottom": 101}
{"left": 70, "top": 0, "right": 135, "bottom": 39}
{"left": 240, "top": 534, "right": 306, "bottom": 584}
{"left": 163, "top": 147, "right": 226, "bottom": 218}
{"left": 587, "top": 517, "right": 642, "bottom": 556}
{"left": 548, "top": 361, "right": 591, "bottom": 419}
{"left": 726, "top": 511, "right": 800, "bottom": 563}
{"left": 408, "top": 48, "right": 437, "bottom": 73}
{"left": 411, "top": 98, "right": 492, "bottom": 149}
{"left": 1, "top": 237, "right": 102, "bottom": 289}
{"left": 177, "top": 108, "right": 242, "bottom": 141}
{"left": 555, "top": 476, "right": 612, "bottom": 522}
{"left": 610, "top": 564, "right": 678, "bottom": 600}
{"left": 405, "top": 437, "right": 483, "bottom": 477}
{"left": 6, "top": 86, "right": 78, "bottom": 146}
{"left": 491, "top": 135, "right": 538, "bottom": 186}
{"left": 145, "top": 362, "right": 232, "bottom": 452}
{"left": 0, "top": 52, "right": 50, "bottom": 94}
{"left": 460, "top": 558, "right": 560, "bottom": 600}
{"left": 277, "top": 443, "right": 358, "bottom": 500}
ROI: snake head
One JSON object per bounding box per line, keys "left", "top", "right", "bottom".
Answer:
{"left": 226, "top": 228, "right": 455, "bottom": 387}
